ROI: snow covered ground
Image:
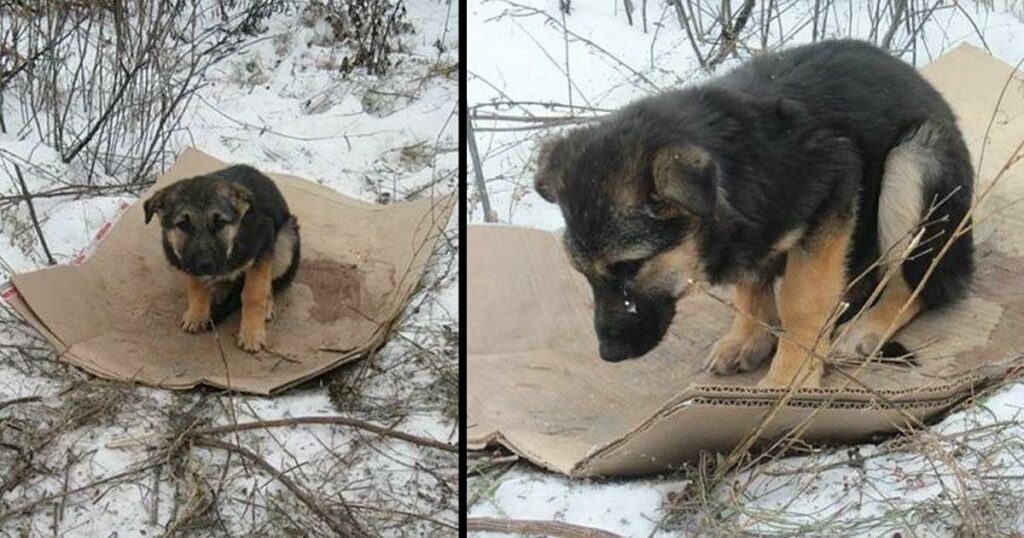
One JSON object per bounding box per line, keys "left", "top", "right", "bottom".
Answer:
{"left": 0, "top": 1, "right": 457, "bottom": 536}
{"left": 468, "top": 1, "right": 1024, "bottom": 536}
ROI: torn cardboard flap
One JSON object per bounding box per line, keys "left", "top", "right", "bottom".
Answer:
{"left": 9, "top": 148, "right": 454, "bottom": 395}
{"left": 467, "top": 44, "right": 1024, "bottom": 477}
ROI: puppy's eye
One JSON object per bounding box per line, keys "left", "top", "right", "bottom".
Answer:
{"left": 175, "top": 219, "right": 191, "bottom": 232}
{"left": 210, "top": 215, "right": 227, "bottom": 232}
{"left": 609, "top": 259, "right": 644, "bottom": 281}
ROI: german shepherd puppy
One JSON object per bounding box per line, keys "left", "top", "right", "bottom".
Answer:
{"left": 143, "top": 165, "right": 301, "bottom": 353}
{"left": 535, "top": 40, "right": 974, "bottom": 387}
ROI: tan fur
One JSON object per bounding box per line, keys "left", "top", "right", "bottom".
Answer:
{"left": 759, "top": 220, "right": 852, "bottom": 388}
{"left": 706, "top": 279, "right": 779, "bottom": 374}
{"left": 166, "top": 227, "right": 187, "bottom": 260}
{"left": 588, "top": 248, "right": 656, "bottom": 278}
{"left": 218, "top": 220, "right": 239, "bottom": 260}
{"left": 602, "top": 246, "right": 660, "bottom": 268}
{"left": 238, "top": 255, "right": 273, "bottom": 353}
{"left": 633, "top": 236, "right": 704, "bottom": 298}
{"left": 181, "top": 276, "right": 211, "bottom": 333}
{"left": 772, "top": 228, "right": 805, "bottom": 253}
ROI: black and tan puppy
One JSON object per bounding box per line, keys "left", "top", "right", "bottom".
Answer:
{"left": 535, "top": 40, "right": 974, "bottom": 387}
{"left": 143, "top": 165, "right": 301, "bottom": 353}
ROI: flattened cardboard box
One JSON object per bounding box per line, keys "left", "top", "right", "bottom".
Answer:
{"left": 8, "top": 148, "right": 454, "bottom": 395}
{"left": 467, "top": 44, "right": 1024, "bottom": 477}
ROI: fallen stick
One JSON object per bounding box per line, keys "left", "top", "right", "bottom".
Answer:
{"left": 191, "top": 416, "right": 458, "bottom": 453}
{"left": 466, "top": 517, "right": 624, "bottom": 538}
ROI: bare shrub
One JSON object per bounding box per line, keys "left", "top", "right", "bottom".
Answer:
{"left": 305, "top": 0, "right": 413, "bottom": 75}
{"left": 0, "top": 0, "right": 286, "bottom": 187}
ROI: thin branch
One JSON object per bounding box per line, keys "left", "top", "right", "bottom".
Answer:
{"left": 11, "top": 162, "right": 56, "bottom": 265}
{"left": 466, "top": 117, "right": 497, "bottom": 222}
{"left": 192, "top": 436, "right": 370, "bottom": 538}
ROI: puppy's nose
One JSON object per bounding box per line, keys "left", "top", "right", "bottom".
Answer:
{"left": 598, "top": 338, "right": 640, "bottom": 362}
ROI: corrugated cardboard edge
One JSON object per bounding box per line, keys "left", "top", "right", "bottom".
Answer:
{"left": 5, "top": 148, "right": 456, "bottom": 395}
{"left": 576, "top": 375, "right": 987, "bottom": 477}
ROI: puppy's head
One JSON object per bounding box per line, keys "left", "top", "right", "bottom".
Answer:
{"left": 143, "top": 176, "right": 252, "bottom": 276}
{"left": 535, "top": 121, "right": 719, "bottom": 362}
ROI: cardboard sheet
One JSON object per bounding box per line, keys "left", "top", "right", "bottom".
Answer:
{"left": 467, "top": 44, "right": 1024, "bottom": 477}
{"left": 8, "top": 148, "right": 454, "bottom": 395}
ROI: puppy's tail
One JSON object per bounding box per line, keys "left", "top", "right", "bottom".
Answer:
{"left": 272, "top": 215, "right": 300, "bottom": 293}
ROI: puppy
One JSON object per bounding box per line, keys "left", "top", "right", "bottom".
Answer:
{"left": 143, "top": 165, "right": 301, "bottom": 352}
{"left": 534, "top": 40, "right": 974, "bottom": 387}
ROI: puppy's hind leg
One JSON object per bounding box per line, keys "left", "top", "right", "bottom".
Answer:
{"left": 836, "top": 121, "right": 963, "bottom": 357}
{"left": 836, "top": 271, "right": 921, "bottom": 357}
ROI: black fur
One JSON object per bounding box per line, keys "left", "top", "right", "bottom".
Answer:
{"left": 539, "top": 40, "right": 974, "bottom": 362}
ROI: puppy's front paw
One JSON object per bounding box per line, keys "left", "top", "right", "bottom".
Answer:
{"left": 180, "top": 309, "right": 210, "bottom": 333}
{"left": 705, "top": 330, "right": 775, "bottom": 375}
{"left": 237, "top": 321, "right": 266, "bottom": 353}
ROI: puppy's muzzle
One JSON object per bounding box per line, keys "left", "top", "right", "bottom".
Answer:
{"left": 593, "top": 288, "right": 676, "bottom": 362}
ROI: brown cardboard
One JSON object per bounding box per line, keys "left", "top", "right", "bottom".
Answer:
{"left": 467, "top": 44, "right": 1024, "bottom": 477}
{"left": 8, "top": 148, "right": 454, "bottom": 395}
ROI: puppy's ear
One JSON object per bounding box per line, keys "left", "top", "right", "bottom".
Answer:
{"left": 534, "top": 136, "right": 571, "bottom": 203}
{"left": 222, "top": 182, "right": 253, "bottom": 216}
{"left": 651, "top": 145, "right": 717, "bottom": 218}
{"left": 756, "top": 97, "right": 808, "bottom": 133}
{"left": 143, "top": 186, "right": 171, "bottom": 224}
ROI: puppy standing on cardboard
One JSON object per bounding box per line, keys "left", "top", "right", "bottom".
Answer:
{"left": 144, "top": 165, "right": 301, "bottom": 352}
{"left": 535, "top": 40, "right": 974, "bottom": 388}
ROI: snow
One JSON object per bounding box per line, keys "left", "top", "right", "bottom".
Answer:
{"left": 0, "top": 1, "right": 457, "bottom": 536}
{"left": 468, "top": 1, "right": 1024, "bottom": 535}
